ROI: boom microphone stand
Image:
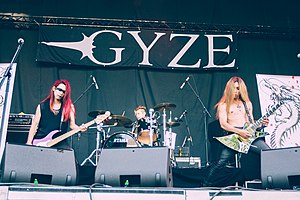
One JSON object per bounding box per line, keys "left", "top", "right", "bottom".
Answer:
{"left": 186, "top": 80, "right": 212, "bottom": 167}
{"left": 73, "top": 76, "right": 98, "bottom": 104}
{"left": 0, "top": 38, "right": 24, "bottom": 89}
{"left": 0, "top": 38, "right": 24, "bottom": 163}
{"left": 72, "top": 76, "right": 98, "bottom": 149}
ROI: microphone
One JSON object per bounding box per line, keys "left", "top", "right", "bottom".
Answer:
{"left": 175, "top": 110, "right": 187, "bottom": 122}
{"left": 180, "top": 76, "right": 190, "bottom": 89}
{"left": 18, "top": 38, "right": 24, "bottom": 44}
{"left": 91, "top": 75, "right": 99, "bottom": 90}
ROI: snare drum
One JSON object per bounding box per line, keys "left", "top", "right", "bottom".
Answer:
{"left": 103, "top": 131, "right": 140, "bottom": 148}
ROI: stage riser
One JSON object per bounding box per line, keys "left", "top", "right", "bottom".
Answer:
{"left": 2, "top": 187, "right": 299, "bottom": 200}
{"left": 7, "top": 192, "right": 185, "bottom": 200}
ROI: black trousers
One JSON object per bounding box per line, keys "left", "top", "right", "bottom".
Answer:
{"left": 205, "top": 138, "right": 270, "bottom": 186}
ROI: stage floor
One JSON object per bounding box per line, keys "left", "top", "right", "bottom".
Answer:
{"left": 1, "top": 184, "right": 299, "bottom": 200}
{"left": 1, "top": 161, "right": 300, "bottom": 199}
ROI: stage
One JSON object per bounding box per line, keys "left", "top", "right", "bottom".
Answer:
{"left": 0, "top": 166, "right": 299, "bottom": 200}
{"left": 1, "top": 144, "right": 300, "bottom": 199}
{"left": 1, "top": 184, "right": 299, "bottom": 200}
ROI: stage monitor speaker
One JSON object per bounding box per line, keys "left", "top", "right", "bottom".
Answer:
{"left": 95, "top": 147, "right": 173, "bottom": 187}
{"left": 1, "top": 143, "right": 77, "bottom": 186}
{"left": 261, "top": 147, "right": 300, "bottom": 189}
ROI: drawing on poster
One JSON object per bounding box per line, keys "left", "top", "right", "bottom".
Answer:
{"left": 257, "top": 74, "right": 300, "bottom": 149}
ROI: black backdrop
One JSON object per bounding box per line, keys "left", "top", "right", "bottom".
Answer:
{"left": 0, "top": 0, "right": 300, "bottom": 165}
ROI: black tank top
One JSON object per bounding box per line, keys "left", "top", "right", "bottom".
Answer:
{"left": 34, "top": 99, "right": 68, "bottom": 140}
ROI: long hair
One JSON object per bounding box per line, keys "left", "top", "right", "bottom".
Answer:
{"left": 215, "top": 76, "right": 250, "bottom": 119}
{"left": 41, "top": 79, "right": 75, "bottom": 122}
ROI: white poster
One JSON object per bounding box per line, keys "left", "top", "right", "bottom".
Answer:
{"left": 0, "top": 63, "right": 17, "bottom": 163}
{"left": 256, "top": 74, "right": 300, "bottom": 149}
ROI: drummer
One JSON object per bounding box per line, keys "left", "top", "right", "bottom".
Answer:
{"left": 133, "top": 105, "right": 157, "bottom": 146}
{"left": 134, "top": 106, "right": 147, "bottom": 121}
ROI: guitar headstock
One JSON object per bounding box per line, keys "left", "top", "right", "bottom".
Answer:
{"left": 95, "top": 111, "right": 111, "bottom": 124}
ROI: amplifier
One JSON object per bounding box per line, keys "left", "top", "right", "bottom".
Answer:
{"left": 7, "top": 113, "right": 33, "bottom": 144}
{"left": 9, "top": 113, "right": 34, "bottom": 125}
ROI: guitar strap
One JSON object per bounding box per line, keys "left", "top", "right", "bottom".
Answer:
{"left": 231, "top": 99, "right": 253, "bottom": 166}
{"left": 241, "top": 100, "right": 254, "bottom": 124}
{"left": 59, "top": 108, "right": 64, "bottom": 131}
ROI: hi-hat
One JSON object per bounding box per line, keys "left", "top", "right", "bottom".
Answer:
{"left": 154, "top": 102, "right": 176, "bottom": 112}
{"left": 88, "top": 110, "right": 107, "bottom": 118}
{"left": 104, "top": 115, "right": 132, "bottom": 127}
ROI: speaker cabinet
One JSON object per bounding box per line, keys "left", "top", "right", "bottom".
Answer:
{"left": 261, "top": 147, "right": 300, "bottom": 189}
{"left": 1, "top": 143, "right": 77, "bottom": 186}
{"left": 5, "top": 129, "right": 29, "bottom": 145}
{"left": 95, "top": 147, "right": 173, "bottom": 187}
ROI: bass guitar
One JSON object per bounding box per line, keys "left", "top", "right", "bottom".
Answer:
{"left": 214, "top": 101, "right": 284, "bottom": 154}
{"left": 32, "top": 111, "right": 111, "bottom": 147}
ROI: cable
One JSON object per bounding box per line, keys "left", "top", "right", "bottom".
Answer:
{"left": 88, "top": 183, "right": 112, "bottom": 200}
{"left": 209, "top": 185, "right": 263, "bottom": 200}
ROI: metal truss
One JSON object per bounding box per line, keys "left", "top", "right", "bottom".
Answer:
{"left": 1, "top": 13, "right": 300, "bottom": 39}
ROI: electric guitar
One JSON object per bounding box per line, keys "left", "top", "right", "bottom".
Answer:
{"left": 214, "top": 101, "right": 284, "bottom": 154}
{"left": 32, "top": 111, "right": 111, "bottom": 147}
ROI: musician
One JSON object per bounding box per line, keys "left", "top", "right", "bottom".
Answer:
{"left": 204, "top": 76, "right": 270, "bottom": 187}
{"left": 133, "top": 105, "right": 157, "bottom": 146}
{"left": 134, "top": 105, "right": 148, "bottom": 122}
{"left": 26, "top": 79, "right": 86, "bottom": 149}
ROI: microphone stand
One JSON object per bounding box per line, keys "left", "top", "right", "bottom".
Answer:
{"left": 186, "top": 80, "right": 211, "bottom": 168}
{"left": 71, "top": 80, "right": 97, "bottom": 149}
{"left": 73, "top": 82, "right": 96, "bottom": 104}
{"left": 0, "top": 40, "right": 24, "bottom": 88}
{"left": 181, "top": 113, "right": 193, "bottom": 166}
{"left": 0, "top": 41, "right": 23, "bottom": 160}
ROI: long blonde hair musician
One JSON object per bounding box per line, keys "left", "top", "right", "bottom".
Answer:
{"left": 215, "top": 76, "right": 250, "bottom": 118}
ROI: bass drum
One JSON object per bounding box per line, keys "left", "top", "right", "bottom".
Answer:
{"left": 136, "top": 118, "right": 157, "bottom": 145}
{"left": 103, "top": 131, "right": 140, "bottom": 148}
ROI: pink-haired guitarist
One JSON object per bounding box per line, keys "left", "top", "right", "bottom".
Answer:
{"left": 26, "top": 80, "right": 87, "bottom": 149}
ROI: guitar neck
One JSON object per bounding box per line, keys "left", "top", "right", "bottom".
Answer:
{"left": 253, "top": 114, "right": 268, "bottom": 130}
{"left": 253, "top": 101, "right": 283, "bottom": 129}
{"left": 47, "top": 119, "right": 96, "bottom": 147}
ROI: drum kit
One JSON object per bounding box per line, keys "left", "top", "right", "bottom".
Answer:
{"left": 80, "top": 102, "right": 181, "bottom": 166}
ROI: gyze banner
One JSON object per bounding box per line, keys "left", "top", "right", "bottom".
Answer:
{"left": 37, "top": 26, "right": 237, "bottom": 70}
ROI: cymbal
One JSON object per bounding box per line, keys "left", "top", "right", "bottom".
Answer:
{"left": 154, "top": 102, "right": 176, "bottom": 112}
{"left": 88, "top": 110, "right": 107, "bottom": 118}
{"left": 104, "top": 115, "right": 133, "bottom": 127}
{"left": 160, "top": 121, "right": 180, "bottom": 127}
{"left": 124, "top": 123, "right": 134, "bottom": 128}
{"left": 167, "top": 121, "right": 180, "bottom": 127}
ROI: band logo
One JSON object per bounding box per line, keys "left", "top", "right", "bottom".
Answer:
{"left": 37, "top": 26, "right": 237, "bottom": 70}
